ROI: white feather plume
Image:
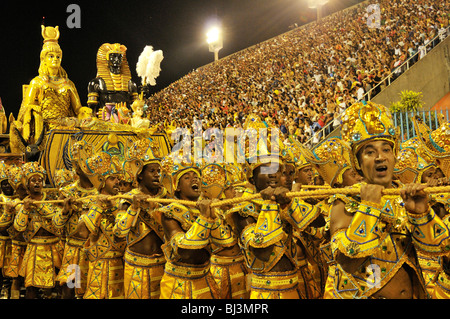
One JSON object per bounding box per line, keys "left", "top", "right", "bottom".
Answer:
{"left": 136, "top": 45, "right": 164, "bottom": 86}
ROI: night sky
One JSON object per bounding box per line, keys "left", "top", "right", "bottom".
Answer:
{"left": 0, "top": 0, "right": 363, "bottom": 118}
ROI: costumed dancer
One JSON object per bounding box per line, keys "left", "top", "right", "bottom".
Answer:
{"left": 113, "top": 137, "right": 168, "bottom": 299}
{"left": 3, "top": 165, "right": 28, "bottom": 299}
{"left": 225, "top": 114, "right": 319, "bottom": 299}
{"left": 394, "top": 136, "right": 442, "bottom": 296}
{"left": 75, "top": 151, "right": 127, "bottom": 299}
{"left": 201, "top": 161, "right": 249, "bottom": 299}
{"left": 281, "top": 137, "right": 324, "bottom": 299}
{"left": 327, "top": 101, "right": 450, "bottom": 299}
{"left": 0, "top": 162, "right": 15, "bottom": 298}
{"left": 155, "top": 149, "right": 219, "bottom": 299}
{"left": 13, "top": 162, "right": 65, "bottom": 299}
{"left": 410, "top": 118, "right": 450, "bottom": 299}
{"left": 298, "top": 136, "right": 363, "bottom": 299}
{"left": 52, "top": 140, "right": 97, "bottom": 299}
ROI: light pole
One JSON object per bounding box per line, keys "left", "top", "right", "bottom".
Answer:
{"left": 206, "top": 26, "right": 223, "bottom": 62}
{"left": 308, "top": 0, "right": 329, "bottom": 21}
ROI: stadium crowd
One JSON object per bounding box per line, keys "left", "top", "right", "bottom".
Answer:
{"left": 147, "top": 0, "right": 449, "bottom": 147}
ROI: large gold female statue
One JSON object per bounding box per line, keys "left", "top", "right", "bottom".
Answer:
{"left": 16, "top": 26, "right": 82, "bottom": 144}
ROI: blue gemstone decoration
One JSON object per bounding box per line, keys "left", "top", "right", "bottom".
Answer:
{"left": 352, "top": 133, "right": 361, "bottom": 142}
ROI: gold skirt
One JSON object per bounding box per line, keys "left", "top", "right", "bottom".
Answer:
{"left": 0, "top": 235, "right": 12, "bottom": 276}
{"left": 210, "top": 253, "right": 249, "bottom": 299}
{"left": 250, "top": 270, "right": 301, "bottom": 299}
{"left": 123, "top": 249, "right": 165, "bottom": 299}
{"left": 84, "top": 253, "right": 124, "bottom": 299}
{"left": 159, "top": 260, "right": 219, "bottom": 299}
{"left": 19, "top": 236, "right": 63, "bottom": 288}
{"left": 297, "top": 257, "right": 322, "bottom": 299}
{"left": 4, "top": 240, "right": 27, "bottom": 278}
{"left": 56, "top": 238, "right": 89, "bottom": 296}
{"left": 322, "top": 264, "right": 335, "bottom": 299}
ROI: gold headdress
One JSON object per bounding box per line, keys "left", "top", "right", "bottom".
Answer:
{"left": 201, "top": 162, "right": 244, "bottom": 199}
{"left": 40, "top": 25, "right": 61, "bottom": 57}
{"left": 54, "top": 168, "right": 76, "bottom": 188}
{"left": 21, "top": 162, "right": 46, "bottom": 187}
{"left": 7, "top": 165, "right": 24, "bottom": 190}
{"left": 123, "top": 137, "right": 162, "bottom": 186}
{"left": 96, "top": 43, "right": 132, "bottom": 92}
{"left": 39, "top": 25, "right": 67, "bottom": 78}
{"left": 80, "top": 151, "right": 123, "bottom": 190}
{"left": 0, "top": 161, "right": 9, "bottom": 182}
{"left": 413, "top": 117, "right": 450, "bottom": 177}
{"left": 283, "top": 135, "right": 311, "bottom": 171}
{"left": 300, "top": 137, "right": 352, "bottom": 187}
{"left": 394, "top": 146, "right": 437, "bottom": 184}
{"left": 160, "top": 151, "right": 201, "bottom": 196}
{"left": 340, "top": 101, "right": 399, "bottom": 171}
{"left": 242, "top": 114, "right": 283, "bottom": 179}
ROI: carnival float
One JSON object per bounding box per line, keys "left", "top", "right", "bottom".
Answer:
{"left": 4, "top": 25, "right": 169, "bottom": 188}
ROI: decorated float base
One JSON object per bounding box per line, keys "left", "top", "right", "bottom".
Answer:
{"left": 9, "top": 117, "right": 172, "bottom": 188}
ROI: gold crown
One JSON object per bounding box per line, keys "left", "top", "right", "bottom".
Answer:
{"left": 200, "top": 162, "right": 244, "bottom": 199}
{"left": 80, "top": 152, "right": 122, "bottom": 190}
{"left": 160, "top": 153, "right": 200, "bottom": 196}
{"left": 54, "top": 168, "right": 76, "bottom": 188}
{"left": 242, "top": 114, "right": 283, "bottom": 177}
{"left": 300, "top": 137, "right": 352, "bottom": 187}
{"left": 40, "top": 25, "right": 61, "bottom": 61}
{"left": 7, "top": 165, "right": 24, "bottom": 190}
{"left": 41, "top": 25, "right": 60, "bottom": 44}
{"left": 123, "top": 137, "right": 162, "bottom": 186}
{"left": 21, "top": 162, "right": 46, "bottom": 186}
{"left": 394, "top": 146, "right": 436, "bottom": 184}
{"left": 340, "top": 101, "right": 399, "bottom": 171}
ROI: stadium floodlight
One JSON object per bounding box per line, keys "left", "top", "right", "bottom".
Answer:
{"left": 307, "top": 0, "right": 329, "bottom": 20}
{"left": 206, "top": 26, "right": 223, "bottom": 62}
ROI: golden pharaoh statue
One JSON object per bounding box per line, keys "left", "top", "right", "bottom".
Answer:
{"left": 87, "top": 43, "right": 138, "bottom": 115}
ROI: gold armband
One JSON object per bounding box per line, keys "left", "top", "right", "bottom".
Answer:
{"left": 176, "top": 215, "right": 214, "bottom": 249}
{"left": 332, "top": 202, "right": 383, "bottom": 258}
{"left": 87, "top": 92, "right": 99, "bottom": 105}
{"left": 80, "top": 205, "right": 104, "bottom": 234}
{"left": 407, "top": 207, "right": 450, "bottom": 255}
{"left": 249, "top": 202, "right": 285, "bottom": 248}
{"left": 52, "top": 211, "right": 70, "bottom": 229}
{"left": 113, "top": 207, "right": 140, "bottom": 237}
{"left": 283, "top": 197, "right": 320, "bottom": 231}
{"left": 210, "top": 218, "right": 236, "bottom": 247}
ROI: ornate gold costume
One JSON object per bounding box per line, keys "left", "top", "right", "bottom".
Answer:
{"left": 114, "top": 187, "right": 167, "bottom": 299}
{"left": 14, "top": 162, "right": 64, "bottom": 289}
{"left": 76, "top": 149, "right": 126, "bottom": 299}
{"left": 53, "top": 180, "right": 97, "bottom": 296}
{"left": 326, "top": 102, "right": 450, "bottom": 299}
